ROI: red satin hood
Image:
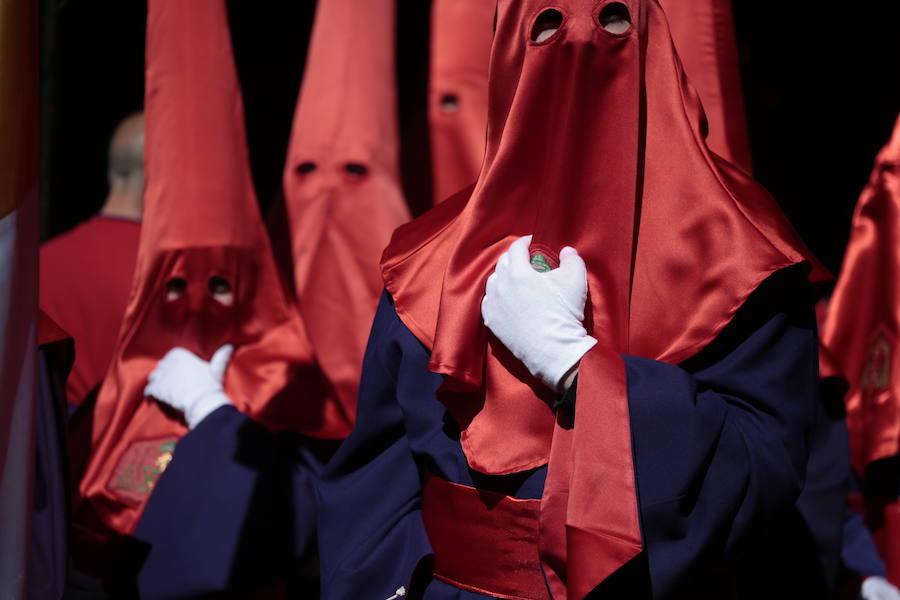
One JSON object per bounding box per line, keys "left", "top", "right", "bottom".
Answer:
{"left": 382, "top": 0, "right": 823, "bottom": 474}
{"left": 428, "top": 0, "right": 495, "bottom": 203}
{"left": 821, "top": 113, "right": 900, "bottom": 475}
{"left": 659, "top": 0, "right": 751, "bottom": 173}
{"left": 76, "top": 0, "right": 343, "bottom": 547}
{"left": 282, "top": 0, "right": 410, "bottom": 426}
{"left": 426, "top": 0, "right": 751, "bottom": 208}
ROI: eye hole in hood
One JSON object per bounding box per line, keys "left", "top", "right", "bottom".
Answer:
{"left": 345, "top": 163, "right": 369, "bottom": 178}
{"left": 208, "top": 275, "right": 234, "bottom": 306}
{"left": 165, "top": 277, "right": 187, "bottom": 301}
{"left": 440, "top": 93, "right": 461, "bottom": 114}
{"left": 599, "top": 2, "right": 631, "bottom": 34}
{"left": 296, "top": 161, "right": 317, "bottom": 175}
{"left": 531, "top": 8, "right": 563, "bottom": 43}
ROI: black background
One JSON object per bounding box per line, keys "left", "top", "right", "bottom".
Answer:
{"left": 40, "top": 0, "right": 900, "bottom": 275}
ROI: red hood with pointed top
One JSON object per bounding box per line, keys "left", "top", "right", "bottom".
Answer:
{"left": 76, "top": 0, "right": 346, "bottom": 551}
{"left": 282, "top": 0, "right": 410, "bottom": 425}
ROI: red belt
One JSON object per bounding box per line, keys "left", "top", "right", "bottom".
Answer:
{"left": 421, "top": 473, "right": 550, "bottom": 600}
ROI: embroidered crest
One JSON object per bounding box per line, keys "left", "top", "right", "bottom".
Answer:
{"left": 108, "top": 438, "right": 177, "bottom": 505}
{"left": 861, "top": 330, "right": 892, "bottom": 394}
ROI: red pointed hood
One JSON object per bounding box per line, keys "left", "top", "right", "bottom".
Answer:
{"left": 428, "top": 0, "right": 495, "bottom": 203}
{"left": 821, "top": 114, "right": 900, "bottom": 475}
{"left": 659, "top": 0, "right": 752, "bottom": 173}
{"left": 282, "top": 0, "right": 410, "bottom": 423}
{"left": 76, "top": 0, "right": 342, "bottom": 550}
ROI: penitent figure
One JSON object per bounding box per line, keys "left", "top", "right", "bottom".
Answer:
{"left": 317, "top": 0, "right": 828, "bottom": 598}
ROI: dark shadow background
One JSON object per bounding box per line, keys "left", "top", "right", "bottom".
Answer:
{"left": 39, "top": 0, "right": 900, "bottom": 275}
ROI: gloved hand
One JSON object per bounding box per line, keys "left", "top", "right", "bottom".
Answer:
{"left": 861, "top": 576, "right": 900, "bottom": 600}
{"left": 144, "top": 344, "right": 234, "bottom": 429}
{"left": 481, "top": 235, "right": 597, "bottom": 391}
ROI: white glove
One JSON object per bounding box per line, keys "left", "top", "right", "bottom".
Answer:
{"left": 144, "top": 345, "right": 234, "bottom": 429}
{"left": 481, "top": 235, "right": 597, "bottom": 391}
{"left": 862, "top": 576, "right": 900, "bottom": 600}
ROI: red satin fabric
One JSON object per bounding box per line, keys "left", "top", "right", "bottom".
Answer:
{"left": 427, "top": 0, "right": 752, "bottom": 205}
{"left": 382, "top": 0, "right": 820, "bottom": 595}
{"left": 658, "top": 0, "right": 751, "bottom": 174}
{"left": 821, "top": 114, "right": 900, "bottom": 476}
{"left": 422, "top": 474, "right": 547, "bottom": 599}
{"left": 539, "top": 347, "right": 641, "bottom": 598}
{"left": 429, "top": 0, "right": 495, "bottom": 203}
{"left": 283, "top": 0, "right": 410, "bottom": 427}
{"left": 76, "top": 0, "right": 340, "bottom": 544}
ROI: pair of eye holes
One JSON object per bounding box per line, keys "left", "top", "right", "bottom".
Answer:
{"left": 165, "top": 276, "right": 233, "bottom": 304}
{"left": 295, "top": 162, "right": 369, "bottom": 178}
{"left": 531, "top": 3, "right": 632, "bottom": 43}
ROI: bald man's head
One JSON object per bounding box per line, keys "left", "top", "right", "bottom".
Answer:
{"left": 102, "top": 112, "right": 145, "bottom": 220}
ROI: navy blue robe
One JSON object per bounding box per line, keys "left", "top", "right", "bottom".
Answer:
{"left": 132, "top": 406, "right": 337, "bottom": 598}
{"left": 318, "top": 268, "right": 822, "bottom": 599}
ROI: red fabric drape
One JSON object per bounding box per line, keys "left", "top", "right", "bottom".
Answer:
{"left": 428, "top": 0, "right": 495, "bottom": 203}
{"left": 821, "top": 114, "right": 900, "bottom": 476}
{"left": 75, "top": 0, "right": 340, "bottom": 552}
{"left": 282, "top": 0, "right": 410, "bottom": 428}
{"left": 659, "top": 0, "right": 752, "bottom": 173}
{"left": 382, "top": 1, "right": 821, "bottom": 595}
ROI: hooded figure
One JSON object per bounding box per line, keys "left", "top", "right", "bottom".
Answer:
{"left": 821, "top": 114, "right": 900, "bottom": 587}
{"left": 282, "top": 0, "right": 410, "bottom": 423}
{"left": 428, "top": 0, "right": 496, "bottom": 203}
{"left": 110, "top": 0, "right": 408, "bottom": 595}
{"left": 318, "top": 0, "right": 824, "bottom": 598}
{"left": 72, "top": 0, "right": 343, "bottom": 582}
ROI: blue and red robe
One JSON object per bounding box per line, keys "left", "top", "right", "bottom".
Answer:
{"left": 317, "top": 268, "right": 821, "bottom": 598}
{"left": 134, "top": 268, "right": 829, "bottom": 598}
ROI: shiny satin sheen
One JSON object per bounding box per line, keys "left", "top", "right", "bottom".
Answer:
{"left": 283, "top": 0, "right": 410, "bottom": 430}
{"left": 821, "top": 114, "right": 900, "bottom": 475}
{"left": 428, "top": 0, "right": 495, "bottom": 203}
{"left": 659, "top": 0, "right": 751, "bottom": 173}
{"left": 428, "top": 0, "right": 753, "bottom": 202}
{"left": 422, "top": 473, "right": 547, "bottom": 599}
{"left": 76, "top": 0, "right": 343, "bottom": 545}
{"left": 382, "top": 0, "right": 821, "bottom": 596}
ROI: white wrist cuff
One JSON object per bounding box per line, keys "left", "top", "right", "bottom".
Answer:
{"left": 184, "top": 391, "right": 231, "bottom": 429}
{"left": 534, "top": 335, "right": 598, "bottom": 391}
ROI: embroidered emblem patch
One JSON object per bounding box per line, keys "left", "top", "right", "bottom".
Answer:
{"left": 108, "top": 438, "right": 177, "bottom": 505}
{"left": 861, "top": 330, "right": 892, "bottom": 394}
